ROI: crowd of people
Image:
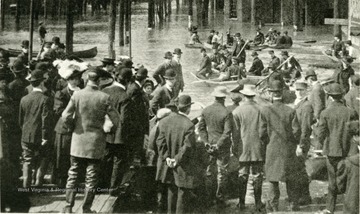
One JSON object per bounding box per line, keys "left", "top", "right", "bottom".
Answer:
{"left": 0, "top": 29, "right": 359, "bottom": 214}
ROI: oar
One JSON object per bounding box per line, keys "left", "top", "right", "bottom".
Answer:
{"left": 255, "top": 55, "right": 294, "bottom": 87}
{"left": 235, "top": 40, "right": 250, "bottom": 58}
{"left": 36, "top": 41, "right": 46, "bottom": 60}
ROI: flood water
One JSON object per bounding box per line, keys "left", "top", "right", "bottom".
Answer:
{"left": 0, "top": 2, "right": 336, "bottom": 106}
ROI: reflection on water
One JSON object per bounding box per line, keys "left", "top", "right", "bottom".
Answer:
{"left": 0, "top": 2, "right": 334, "bottom": 106}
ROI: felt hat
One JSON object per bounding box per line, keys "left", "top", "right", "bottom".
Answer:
{"left": 123, "top": 59, "right": 134, "bottom": 68}
{"left": 268, "top": 80, "right": 283, "bottom": 92}
{"left": 324, "top": 83, "right": 343, "bottom": 95}
{"left": 163, "top": 69, "right": 176, "bottom": 80}
{"left": 21, "top": 40, "right": 29, "bottom": 48}
{"left": 234, "top": 33, "right": 241, "bottom": 37}
{"left": 11, "top": 60, "right": 28, "bottom": 73}
{"left": 29, "top": 69, "right": 45, "bottom": 82}
{"left": 173, "top": 48, "right": 183, "bottom": 55}
{"left": 294, "top": 81, "right": 308, "bottom": 90}
{"left": 280, "top": 50, "right": 289, "bottom": 56}
{"left": 101, "top": 58, "right": 115, "bottom": 65}
{"left": 52, "top": 36, "right": 60, "bottom": 44}
{"left": 136, "top": 68, "right": 149, "bottom": 78}
{"left": 117, "top": 67, "right": 133, "bottom": 81}
{"left": 211, "top": 86, "right": 229, "bottom": 97}
{"left": 305, "top": 69, "right": 317, "bottom": 80}
{"left": 251, "top": 51, "right": 258, "bottom": 56}
{"left": 178, "top": 95, "right": 194, "bottom": 108}
{"left": 240, "top": 84, "right": 257, "bottom": 96}
{"left": 230, "top": 92, "right": 243, "bottom": 102}
{"left": 164, "top": 51, "right": 173, "bottom": 59}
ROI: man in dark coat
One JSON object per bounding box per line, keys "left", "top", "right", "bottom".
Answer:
{"left": 344, "top": 74, "right": 360, "bottom": 115}
{"left": 38, "top": 22, "right": 47, "bottom": 44}
{"left": 305, "top": 69, "right": 326, "bottom": 121}
{"left": 331, "top": 33, "right": 346, "bottom": 58}
{"left": 125, "top": 68, "right": 150, "bottom": 165}
{"left": 156, "top": 95, "right": 197, "bottom": 214}
{"left": 232, "top": 84, "right": 265, "bottom": 211}
{"left": 283, "top": 31, "right": 293, "bottom": 47}
{"left": 17, "top": 40, "right": 29, "bottom": 65}
{"left": 101, "top": 67, "right": 132, "bottom": 195}
{"left": 279, "top": 51, "right": 302, "bottom": 80}
{"left": 0, "top": 49, "right": 13, "bottom": 83}
{"left": 197, "top": 48, "right": 212, "bottom": 79}
{"left": 171, "top": 48, "right": 185, "bottom": 98}
{"left": 198, "top": 86, "right": 232, "bottom": 206}
{"left": 232, "top": 33, "right": 250, "bottom": 65}
{"left": 332, "top": 56, "right": 355, "bottom": 94}
{"left": 153, "top": 51, "right": 173, "bottom": 86}
{"left": 262, "top": 50, "right": 280, "bottom": 76}
{"left": 253, "top": 29, "right": 265, "bottom": 46}
{"left": 248, "top": 51, "right": 264, "bottom": 76}
{"left": 259, "top": 80, "right": 301, "bottom": 212}
{"left": 19, "top": 69, "right": 52, "bottom": 188}
{"left": 62, "top": 67, "right": 119, "bottom": 213}
{"left": 344, "top": 150, "right": 359, "bottom": 214}
{"left": 317, "top": 83, "right": 358, "bottom": 214}
{"left": 150, "top": 69, "right": 177, "bottom": 115}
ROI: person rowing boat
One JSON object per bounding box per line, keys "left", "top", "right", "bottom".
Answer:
{"left": 189, "top": 31, "right": 202, "bottom": 45}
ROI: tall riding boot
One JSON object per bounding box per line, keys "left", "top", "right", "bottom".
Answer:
{"left": 22, "top": 163, "right": 31, "bottom": 188}
{"left": 35, "top": 159, "right": 48, "bottom": 187}
{"left": 63, "top": 189, "right": 76, "bottom": 213}
{"left": 82, "top": 189, "right": 96, "bottom": 213}
{"left": 253, "top": 178, "right": 264, "bottom": 211}
{"left": 237, "top": 176, "right": 248, "bottom": 210}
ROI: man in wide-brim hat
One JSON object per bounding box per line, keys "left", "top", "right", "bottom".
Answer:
{"left": 8, "top": 59, "right": 30, "bottom": 106}
{"left": 198, "top": 85, "right": 232, "bottom": 207}
{"left": 101, "top": 58, "right": 116, "bottom": 73}
{"left": 17, "top": 40, "right": 30, "bottom": 65}
{"left": 304, "top": 69, "right": 326, "bottom": 121}
{"left": 248, "top": 51, "right": 264, "bottom": 76}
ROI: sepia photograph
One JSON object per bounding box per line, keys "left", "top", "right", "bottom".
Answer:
{"left": 0, "top": 0, "right": 359, "bottom": 213}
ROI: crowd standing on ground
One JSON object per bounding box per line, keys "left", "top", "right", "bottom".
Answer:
{"left": 0, "top": 28, "right": 359, "bottom": 214}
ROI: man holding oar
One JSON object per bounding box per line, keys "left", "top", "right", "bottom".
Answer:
{"left": 232, "top": 33, "right": 250, "bottom": 66}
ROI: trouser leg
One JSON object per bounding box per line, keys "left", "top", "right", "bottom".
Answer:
{"left": 167, "top": 184, "right": 177, "bottom": 214}
{"left": 326, "top": 157, "right": 342, "bottom": 213}
{"left": 238, "top": 163, "right": 249, "bottom": 207}
{"left": 64, "top": 156, "right": 85, "bottom": 210}
{"left": 176, "top": 187, "right": 189, "bottom": 214}
{"left": 110, "top": 145, "right": 128, "bottom": 193}
{"left": 157, "top": 182, "right": 167, "bottom": 212}
{"left": 82, "top": 159, "right": 101, "bottom": 212}
{"left": 205, "top": 156, "right": 217, "bottom": 203}
{"left": 21, "top": 142, "right": 35, "bottom": 188}
{"left": 251, "top": 162, "right": 264, "bottom": 209}
{"left": 268, "top": 181, "right": 280, "bottom": 211}
{"left": 216, "top": 155, "right": 229, "bottom": 202}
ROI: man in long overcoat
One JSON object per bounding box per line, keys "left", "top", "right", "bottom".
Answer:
{"left": 153, "top": 52, "right": 174, "bottom": 86}
{"left": 231, "top": 33, "right": 250, "bottom": 64}
{"left": 172, "top": 48, "right": 185, "bottom": 98}
{"left": 232, "top": 84, "right": 265, "bottom": 211}
{"left": 198, "top": 86, "right": 232, "bottom": 206}
{"left": 317, "top": 83, "right": 358, "bottom": 214}
{"left": 344, "top": 74, "right": 360, "bottom": 116}
{"left": 259, "top": 80, "right": 301, "bottom": 212}
{"left": 62, "top": 67, "right": 119, "bottom": 213}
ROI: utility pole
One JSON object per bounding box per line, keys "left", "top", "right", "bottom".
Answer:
{"left": 119, "top": 0, "right": 125, "bottom": 46}
{"left": 66, "top": 0, "right": 74, "bottom": 54}
{"left": 29, "top": 0, "right": 34, "bottom": 62}
{"left": 108, "top": 0, "right": 116, "bottom": 58}
{"left": 0, "top": 0, "right": 4, "bottom": 31}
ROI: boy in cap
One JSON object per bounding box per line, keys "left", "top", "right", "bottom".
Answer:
{"left": 317, "top": 83, "right": 358, "bottom": 214}
{"left": 332, "top": 56, "right": 355, "bottom": 94}
{"left": 153, "top": 51, "right": 174, "bottom": 86}
{"left": 331, "top": 33, "right": 346, "bottom": 58}
{"left": 38, "top": 21, "right": 47, "bottom": 44}
{"left": 248, "top": 51, "right": 264, "bottom": 76}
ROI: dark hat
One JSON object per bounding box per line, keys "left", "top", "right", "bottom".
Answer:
{"left": 251, "top": 51, "right": 258, "bottom": 56}
{"left": 230, "top": 92, "right": 243, "bottom": 102}
{"left": 268, "top": 80, "right": 283, "bottom": 92}
{"left": 39, "top": 21, "right": 43, "bottom": 25}
{"left": 351, "top": 74, "right": 360, "bottom": 86}
{"left": 280, "top": 50, "right": 289, "bottom": 56}
{"left": 35, "top": 62, "right": 52, "bottom": 71}
{"left": 334, "top": 33, "right": 341, "bottom": 38}
{"left": 52, "top": 36, "right": 60, "bottom": 44}
{"left": 305, "top": 69, "right": 317, "bottom": 80}
{"left": 11, "top": 60, "right": 28, "bottom": 73}
{"left": 44, "top": 42, "right": 52, "bottom": 48}
{"left": 173, "top": 48, "right": 183, "bottom": 55}
{"left": 294, "top": 81, "right": 308, "bottom": 90}
{"left": 235, "top": 33, "right": 241, "bottom": 37}
{"left": 101, "top": 58, "right": 115, "bottom": 65}
{"left": 342, "top": 56, "right": 353, "bottom": 65}
{"left": 164, "top": 51, "right": 173, "bottom": 59}
{"left": 58, "top": 43, "right": 66, "bottom": 49}
{"left": 143, "top": 79, "right": 155, "bottom": 89}
{"left": 87, "top": 66, "right": 109, "bottom": 81}
{"left": 178, "top": 95, "right": 194, "bottom": 108}
{"left": 29, "top": 69, "right": 45, "bottom": 82}
{"left": 163, "top": 69, "right": 176, "bottom": 80}
{"left": 21, "top": 40, "right": 29, "bottom": 48}
{"left": 123, "top": 59, "right": 134, "bottom": 68}
{"left": 117, "top": 67, "right": 133, "bottom": 81}
{"left": 136, "top": 68, "right": 149, "bottom": 78}
{"left": 210, "top": 29, "right": 215, "bottom": 33}
{"left": 268, "top": 50, "right": 274, "bottom": 54}
{"left": 324, "top": 83, "right": 343, "bottom": 95}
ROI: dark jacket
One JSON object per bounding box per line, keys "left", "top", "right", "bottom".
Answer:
{"left": 284, "top": 35, "right": 293, "bottom": 47}
{"left": 232, "top": 100, "right": 265, "bottom": 162}
{"left": 260, "top": 100, "right": 300, "bottom": 181}
{"left": 17, "top": 52, "right": 29, "bottom": 65}
{"left": 332, "top": 40, "right": 345, "bottom": 53}
{"left": 332, "top": 65, "right": 355, "bottom": 94}
{"left": 150, "top": 85, "right": 175, "bottom": 115}
{"left": 269, "top": 55, "right": 281, "bottom": 70}
{"left": 318, "top": 100, "right": 358, "bottom": 157}
{"left": 156, "top": 112, "right": 197, "bottom": 189}
{"left": 8, "top": 77, "right": 29, "bottom": 107}
{"left": 198, "top": 101, "right": 232, "bottom": 155}
{"left": 248, "top": 57, "right": 264, "bottom": 76}
{"left": 253, "top": 32, "right": 265, "bottom": 46}
{"left": 232, "top": 39, "right": 250, "bottom": 63}
{"left": 294, "top": 97, "right": 314, "bottom": 153}
{"left": 54, "top": 86, "right": 74, "bottom": 134}
{"left": 308, "top": 82, "right": 326, "bottom": 120}
{"left": 153, "top": 62, "right": 173, "bottom": 85}
{"left": 199, "top": 55, "right": 212, "bottom": 75}
{"left": 344, "top": 154, "right": 359, "bottom": 214}
{"left": 19, "top": 90, "right": 52, "bottom": 144}
{"left": 225, "top": 64, "right": 246, "bottom": 80}
{"left": 344, "top": 86, "right": 360, "bottom": 116}
{"left": 279, "top": 57, "right": 302, "bottom": 79}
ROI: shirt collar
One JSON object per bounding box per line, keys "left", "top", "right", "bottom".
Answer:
{"left": 113, "top": 81, "right": 126, "bottom": 90}
{"left": 32, "top": 87, "right": 43, "bottom": 93}
{"left": 68, "top": 83, "right": 80, "bottom": 91}
{"left": 135, "top": 80, "right": 142, "bottom": 88}
{"left": 165, "top": 84, "right": 172, "bottom": 92}
{"left": 178, "top": 111, "right": 188, "bottom": 118}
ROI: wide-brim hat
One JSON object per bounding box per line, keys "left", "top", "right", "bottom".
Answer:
{"left": 239, "top": 84, "right": 257, "bottom": 96}
{"left": 294, "top": 81, "right": 308, "bottom": 90}
{"left": 29, "top": 69, "right": 45, "bottom": 82}
{"left": 136, "top": 67, "right": 149, "bottom": 78}
{"left": 173, "top": 48, "right": 183, "bottom": 55}
{"left": 268, "top": 80, "right": 283, "bottom": 92}
{"left": 304, "top": 69, "right": 317, "bottom": 80}
{"left": 324, "top": 83, "right": 343, "bottom": 95}
{"left": 11, "top": 60, "right": 28, "bottom": 73}
{"left": 280, "top": 50, "right": 289, "bottom": 56}
{"left": 164, "top": 51, "right": 173, "bottom": 59}
{"left": 101, "top": 58, "right": 115, "bottom": 65}
{"left": 178, "top": 95, "right": 194, "bottom": 108}
{"left": 163, "top": 68, "right": 176, "bottom": 80}
{"left": 21, "top": 40, "right": 29, "bottom": 48}
{"left": 211, "top": 86, "right": 229, "bottom": 97}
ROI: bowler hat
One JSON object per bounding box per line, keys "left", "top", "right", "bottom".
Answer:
{"left": 251, "top": 51, "right": 258, "bottom": 57}
{"left": 164, "top": 51, "right": 173, "bottom": 59}
{"left": 21, "top": 40, "right": 29, "bottom": 48}
{"left": 240, "top": 84, "right": 257, "bottom": 96}
{"left": 268, "top": 80, "right": 283, "bottom": 92}
{"left": 304, "top": 69, "right": 317, "bottom": 80}
{"left": 324, "top": 83, "right": 343, "bottom": 95}
{"left": 29, "top": 69, "right": 45, "bottom": 82}
{"left": 163, "top": 69, "right": 176, "bottom": 80}
{"left": 101, "top": 58, "right": 115, "bottom": 65}
{"left": 11, "top": 60, "right": 28, "bottom": 73}
{"left": 178, "top": 95, "right": 194, "bottom": 108}
{"left": 351, "top": 74, "right": 360, "bottom": 86}
{"left": 52, "top": 36, "right": 60, "bottom": 44}
{"left": 117, "top": 67, "right": 133, "bottom": 81}
{"left": 280, "top": 50, "right": 289, "bottom": 56}
{"left": 230, "top": 92, "right": 243, "bottom": 102}
{"left": 123, "top": 59, "right": 134, "bottom": 68}
{"left": 87, "top": 66, "right": 108, "bottom": 81}
{"left": 294, "top": 81, "right": 308, "bottom": 90}
{"left": 136, "top": 68, "right": 149, "bottom": 78}
{"left": 173, "top": 48, "right": 183, "bottom": 55}
{"left": 211, "top": 86, "right": 229, "bottom": 97}
{"left": 234, "top": 33, "right": 241, "bottom": 37}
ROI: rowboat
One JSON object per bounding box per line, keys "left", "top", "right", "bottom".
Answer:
{"left": 184, "top": 43, "right": 213, "bottom": 49}
{"left": 321, "top": 50, "right": 340, "bottom": 63}
{"left": 5, "top": 46, "right": 98, "bottom": 58}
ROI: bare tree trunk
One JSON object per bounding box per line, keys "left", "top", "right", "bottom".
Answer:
{"left": 176, "top": 0, "right": 180, "bottom": 11}
{"left": 16, "top": 0, "right": 20, "bottom": 30}
{"left": 148, "top": 0, "right": 155, "bottom": 28}
{"left": 188, "top": 0, "right": 193, "bottom": 16}
{"left": 125, "top": 0, "right": 131, "bottom": 44}
{"left": 157, "top": 0, "right": 164, "bottom": 24}
{"left": 167, "top": 0, "right": 171, "bottom": 16}
{"left": 119, "top": 0, "right": 125, "bottom": 46}
{"left": 83, "top": 0, "right": 87, "bottom": 16}
{"left": 66, "top": 0, "right": 74, "bottom": 54}
{"left": 237, "top": 0, "right": 243, "bottom": 22}
{"left": 196, "top": 0, "right": 202, "bottom": 26}
{"left": 333, "top": 0, "right": 341, "bottom": 39}
{"left": 202, "top": 0, "right": 209, "bottom": 26}
{"left": 108, "top": 0, "right": 116, "bottom": 58}
{"left": 44, "top": 0, "right": 47, "bottom": 19}
{"left": 29, "top": 0, "right": 34, "bottom": 61}
{"left": 251, "top": 0, "right": 256, "bottom": 25}
{"left": 58, "top": 0, "right": 62, "bottom": 19}
{"left": 280, "top": 0, "right": 284, "bottom": 25}
{"left": 293, "top": 0, "right": 298, "bottom": 27}
{"left": 0, "top": 0, "right": 4, "bottom": 31}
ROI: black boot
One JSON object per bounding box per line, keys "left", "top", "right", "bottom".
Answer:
{"left": 237, "top": 176, "right": 248, "bottom": 210}
{"left": 253, "top": 179, "right": 265, "bottom": 212}
{"left": 63, "top": 189, "right": 76, "bottom": 213}
{"left": 22, "top": 163, "right": 31, "bottom": 188}
{"left": 35, "top": 159, "right": 48, "bottom": 187}
{"left": 83, "top": 189, "right": 96, "bottom": 213}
